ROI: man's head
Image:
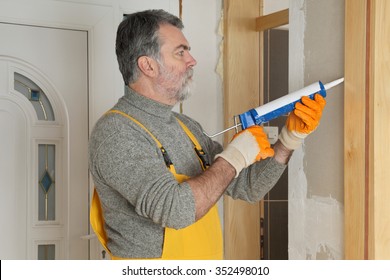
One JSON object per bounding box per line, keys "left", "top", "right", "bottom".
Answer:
{"left": 116, "top": 9, "right": 196, "bottom": 105}
{"left": 116, "top": 10, "right": 183, "bottom": 86}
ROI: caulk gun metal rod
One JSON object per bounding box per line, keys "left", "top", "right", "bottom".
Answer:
{"left": 203, "top": 123, "right": 242, "bottom": 138}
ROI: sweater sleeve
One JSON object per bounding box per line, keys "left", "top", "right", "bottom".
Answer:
{"left": 173, "top": 113, "right": 286, "bottom": 203}
{"left": 225, "top": 157, "right": 287, "bottom": 202}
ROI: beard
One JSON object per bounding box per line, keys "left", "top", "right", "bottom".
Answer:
{"left": 156, "top": 61, "right": 194, "bottom": 103}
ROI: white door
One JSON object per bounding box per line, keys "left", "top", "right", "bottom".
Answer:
{"left": 0, "top": 23, "right": 88, "bottom": 259}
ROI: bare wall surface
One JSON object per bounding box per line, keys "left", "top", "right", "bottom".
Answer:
{"left": 289, "top": 0, "right": 345, "bottom": 260}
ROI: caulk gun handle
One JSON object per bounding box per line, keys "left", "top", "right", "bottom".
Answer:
{"left": 307, "top": 81, "right": 327, "bottom": 99}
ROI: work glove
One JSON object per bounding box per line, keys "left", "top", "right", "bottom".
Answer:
{"left": 279, "top": 93, "right": 326, "bottom": 150}
{"left": 215, "top": 125, "right": 274, "bottom": 177}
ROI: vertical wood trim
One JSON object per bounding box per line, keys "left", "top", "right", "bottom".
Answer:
{"left": 365, "top": 0, "right": 372, "bottom": 260}
{"left": 366, "top": 0, "right": 374, "bottom": 260}
{"left": 223, "top": 0, "right": 261, "bottom": 260}
{"left": 344, "top": 0, "right": 367, "bottom": 260}
{"left": 370, "top": 0, "right": 390, "bottom": 259}
{"left": 345, "top": 0, "right": 390, "bottom": 260}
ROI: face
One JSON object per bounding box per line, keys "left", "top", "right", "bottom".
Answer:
{"left": 155, "top": 24, "right": 197, "bottom": 104}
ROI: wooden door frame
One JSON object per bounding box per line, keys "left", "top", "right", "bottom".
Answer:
{"left": 344, "top": 0, "right": 390, "bottom": 259}
{"left": 223, "top": 0, "right": 262, "bottom": 259}
{"left": 223, "top": 0, "right": 288, "bottom": 259}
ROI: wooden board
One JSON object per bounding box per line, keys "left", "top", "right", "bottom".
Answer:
{"left": 345, "top": 0, "right": 390, "bottom": 260}
{"left": 223, "top": 0, "right": 262, "bottom": 259}
{"left": 344, "top": 0, "right": 367, "bottom": 260}
{"left": 370, "top": 0, "right": 390, "bottom": 259}
{"left": 256, "top": 9, "right": 288, "bottom": 32}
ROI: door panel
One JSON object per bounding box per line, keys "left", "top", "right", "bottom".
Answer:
{"left": 0, "top": 99, "right": 28, "bottom": 259}
{"left": 0, "top": 23, "right": 88, "bottom": 259}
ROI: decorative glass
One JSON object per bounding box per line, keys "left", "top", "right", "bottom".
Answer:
{"left": 14, "top": 72, "right": 55, "bottom": 121}
{"left": 38, "top": 244, "right": 55, "bottom": 260}
{"left": 38, "top": 144, "right": 55, "bottom": 221}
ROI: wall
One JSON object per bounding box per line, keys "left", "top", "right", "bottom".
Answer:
{"left": 264, "top": 0, "right": 289, "bottom": 15}
{"left": 179, "top": 0, "right": 223, "bottom": 141}
{"left": 288, "top": 0, "right": 345, "bottom": 259}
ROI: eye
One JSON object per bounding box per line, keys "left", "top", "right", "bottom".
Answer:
{"left": 177, "top": 50, "right": 185, "bottom": 57}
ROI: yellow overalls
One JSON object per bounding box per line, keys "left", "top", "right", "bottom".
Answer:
{"left": 90, "top": 110, "right": 223, "bottom": 260}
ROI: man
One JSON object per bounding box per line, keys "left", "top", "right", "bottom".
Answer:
{"left": 88, "top": 9, "right": 326, "bottom": 260}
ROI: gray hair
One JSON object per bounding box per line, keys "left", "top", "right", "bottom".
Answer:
{"left": 116, "top": 9, "right": 184, "bottom": 85}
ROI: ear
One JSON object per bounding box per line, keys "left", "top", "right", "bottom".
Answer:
{"left": 137, "top": 56, "right": 158, "bottom": 78}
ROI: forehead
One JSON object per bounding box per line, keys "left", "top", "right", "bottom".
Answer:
{"left": 158, "top": 24, "right": 190, "bottom": 50}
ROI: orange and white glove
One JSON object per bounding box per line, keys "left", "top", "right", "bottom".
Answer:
{"left": 215, "top": 125, "right": 274, "bottom": 177}
{"left": 279, "top": 93, "right": 326, "bottom": 150}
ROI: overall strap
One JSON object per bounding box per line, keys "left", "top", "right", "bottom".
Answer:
{"left": 176, "top": 119, "right": 210, "bottom": 171}
{"left": 106, "top": 109, "right": 210, "bottom": 172}
{"left": 105, "top": 109, "right": 176, "bottom": 173}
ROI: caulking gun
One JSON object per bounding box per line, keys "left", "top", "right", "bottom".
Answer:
{"left": 204, "top": 78, "right": 344, "bottom": 138}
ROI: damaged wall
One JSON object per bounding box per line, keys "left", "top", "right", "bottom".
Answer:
{"left": 288, "top": 0, "right": 345, "bottom": 259}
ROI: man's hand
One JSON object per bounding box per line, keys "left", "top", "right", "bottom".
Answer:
{"left": 215, "top": 125, "right": 274, "bottom": 177}
{"left": 279, "top": 93, "right": 326, "bottom": 150}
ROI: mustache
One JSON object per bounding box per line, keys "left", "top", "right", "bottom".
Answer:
{"left": 185, "top": 68, "right": 193, "bottom": 80}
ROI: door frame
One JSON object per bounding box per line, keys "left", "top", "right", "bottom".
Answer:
{"left": 0, "top": 0, "right": 117, "bottom": 259}
{"left": 223, "top": 0, "right": 289, "bottom": 260}
{"left": 223, "top": 0, "right": 262, "bottom": 259}
{"left": 344, "top": 0, "right": 390, "bottom": 260}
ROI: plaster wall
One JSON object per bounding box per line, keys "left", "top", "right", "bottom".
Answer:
{"left": 264, "top": 0, "right": 289, "bottom": 15}
{"left": 288, "top": 0, "right": 345, "bottom": 259}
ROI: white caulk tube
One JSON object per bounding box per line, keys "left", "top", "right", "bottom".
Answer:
{"left": 238, "top": 78, "right": 344, "bottom": 129}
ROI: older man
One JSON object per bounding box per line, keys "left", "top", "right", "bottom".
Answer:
{"left": 88, "top": 9, "right": 326, "bottom": 259}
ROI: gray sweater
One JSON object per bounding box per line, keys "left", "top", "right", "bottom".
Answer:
{"left": 88, "top": 87, "right": 286, "bottom": 258}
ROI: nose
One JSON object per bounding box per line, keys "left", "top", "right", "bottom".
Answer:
{"left": 187, "top": 53, "right": 197, "bottom": 68}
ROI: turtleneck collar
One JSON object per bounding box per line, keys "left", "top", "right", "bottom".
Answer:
{"left": 122, "top": 86, "right": 175, "bottom": 120}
